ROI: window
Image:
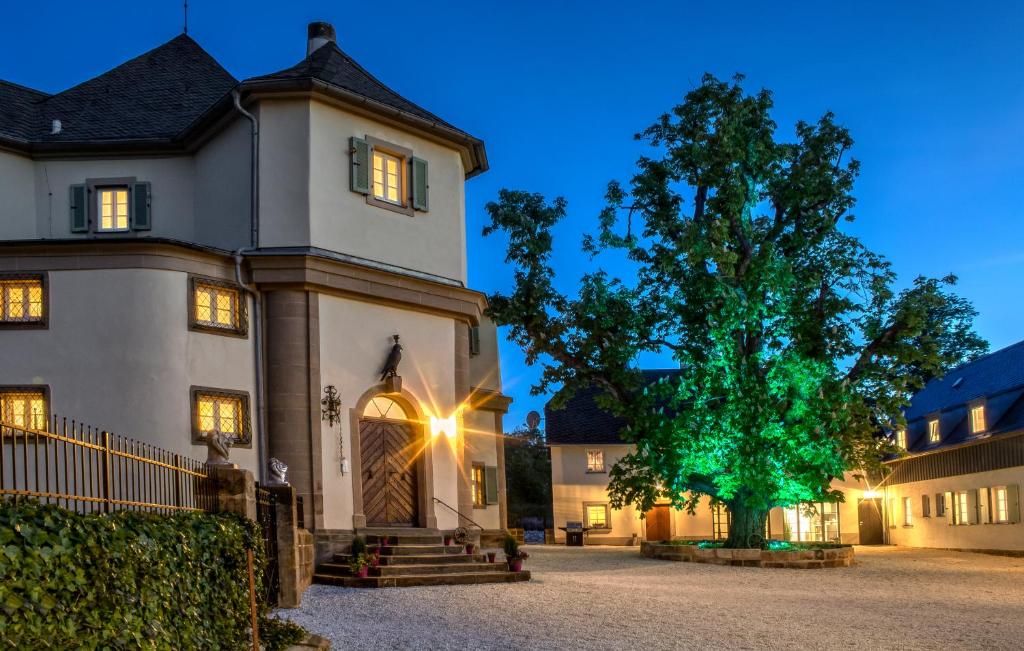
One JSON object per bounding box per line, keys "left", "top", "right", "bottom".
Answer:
{"left": 472, "top": 464, "right": 486, "bottom": 508}
{"left": 97, "top": 187, "right": 130, "bottom": 231}
{"left": 928, "top": 418, "right": 940, "bottom": 443}
{"left": 586, "top": 449, "right": 605, "bottom": 473}
{"left": 922, "top": 494, "right": 931, "bottom": 518}
{"left": 0, "top": 275, "right": 45, "bottom": 326}
{"left": 783, "top": 502, "right": 841, "bottom": 542}
{"left": 0, "top": 389, "right": 47, "bottom": 433}
{"left": 190, "top": 278, "right": 247, "bottom": 336}
{"left": 712, "top": 502, "right": 731, "bottom": 541}
{"left": 955, "top": 491, "right": 970, "bottom": 525}
{"left": 362, "top": 396, "right": 408, "bottom": 421}
{"left": 584, "top": 503, "right": 609, "bottom": 529}
{"left": 191, "top": 388, "right": 251, "bottom": 445}
{"left": 372, "top": 151, "right": 402, "bottom": 205}
{"left": 994, "top": 486, "right": 1009, "bottom": 523}
{"left": 894, "top": 429, "right": 907, "bottom": 449}
{"left": 970, "top": 405, "right": 986, "bottom": 434}
{"left": 935, "top": 493, "right": 946, "bottom": 518}
{"left": 903, "top": 497, "right": 913, "bottom": 526}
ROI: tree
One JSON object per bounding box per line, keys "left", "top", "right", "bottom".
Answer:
{"left": 483, "top": 74, "right": 987, "bottom": 548}
{"left": 503, "top": 427, "right": 553, "bottom": 530}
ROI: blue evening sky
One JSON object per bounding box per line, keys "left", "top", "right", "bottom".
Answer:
{"left": 3, "top": 2, "right": 1021, "bottom": 431}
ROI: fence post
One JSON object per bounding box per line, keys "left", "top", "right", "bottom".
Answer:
{"left": 101, "top": 431, "right": 112, "bottom": 513}
{"left": 173, "top": 454, "right": 183, "bottom": 508}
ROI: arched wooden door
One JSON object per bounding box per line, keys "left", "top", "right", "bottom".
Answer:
{"left": 360, "top": 397, "right": 419, "bottom": 526}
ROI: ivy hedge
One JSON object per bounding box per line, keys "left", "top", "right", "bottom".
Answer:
{"left": 1, "top": 499, "right": 272, "bottom": 650}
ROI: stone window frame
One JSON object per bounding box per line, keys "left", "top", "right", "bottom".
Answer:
{"left": 583, "top": 501, "right": 611, "bottom": 531}
{"left": 364, "top": 136, "right": 415, "bottom": 217}
{"left": 187, "top": 275, "right": 249, "bottom": 339}
{"left": 189, "top": 386, "right": 252, "bottom": 447}
{"left": 85, "top": 176, "right": 136, "bottom": 235}
{"left": 0, "top": 272, "right": 48, "bottom": 330}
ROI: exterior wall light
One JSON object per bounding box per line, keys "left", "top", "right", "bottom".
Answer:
{"left": 430, "top": 414, "right": 457, "bottom": 440}
{"left": 863, "top": 490, "right": 880, "bottom": 499}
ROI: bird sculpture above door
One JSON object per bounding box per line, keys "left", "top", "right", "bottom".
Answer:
{"left": 380, "top": 334, "right": 403, "bottom": 393}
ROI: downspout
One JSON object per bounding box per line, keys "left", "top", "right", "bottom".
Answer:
{"left": 232, "top": 88, "right": 268, "bottom": 483}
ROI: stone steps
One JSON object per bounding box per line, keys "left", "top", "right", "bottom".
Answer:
{"left": 331, "top": 553, "right": 489, "bottom": 566}
{"left": 313, "top": 570, "right": 531, "bottom": 589}
{"left": 371, "top": 544, "right": 468, "bottom": 556}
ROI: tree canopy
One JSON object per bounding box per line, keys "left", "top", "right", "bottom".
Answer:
{"left": 483, "top": 74, "right": 987, "bottom": 547}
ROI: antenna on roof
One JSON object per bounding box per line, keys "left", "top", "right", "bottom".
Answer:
{"left": 183, "top": 0, "right": 189, "bottom": 35}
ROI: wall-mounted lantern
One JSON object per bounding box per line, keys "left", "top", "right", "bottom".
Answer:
{"left": 321, "top": 385, "right": 341, "bottom": 427}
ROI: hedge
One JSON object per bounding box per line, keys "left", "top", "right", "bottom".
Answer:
{"left": 0, "top": 499, "right": 267, "bottom": 650}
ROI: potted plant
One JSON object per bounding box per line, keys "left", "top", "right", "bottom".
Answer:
{"left": 486, "top": 551, "right": 497, "bottom": 563}
{"left": 349, "top": 552, "right": 370, "bottom": 578}
{"left": 444, "top": 534, "right": 453, "bottom": 546}
{"left": 379, "top": 535, "right": 390, "bottom": 548}
{"left": 503, "top": 534, "right": 529, "bottom": 572}
{"left": 465, "top": 541, "right": 476, "bottom": 555}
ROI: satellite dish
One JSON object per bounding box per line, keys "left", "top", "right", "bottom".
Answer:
{"left": 526, "top": 410, "right": 541, "bottom": 431}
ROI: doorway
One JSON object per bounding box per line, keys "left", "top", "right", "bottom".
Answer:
{"left": 359, "top": 396, "right": 420, "bottom": 527}
{"left": 857, "top": 498, "right": 884, "bottom": 545}
{"left": 645, "top": 504, "right": 671, "bottom": 542}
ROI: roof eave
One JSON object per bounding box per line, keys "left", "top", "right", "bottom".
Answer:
{"left": 239, "top": 77, "right": 488, "bottom": 179}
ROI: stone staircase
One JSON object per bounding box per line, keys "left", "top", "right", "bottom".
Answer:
{"left": 313, "top": 531, "right": 531, "bottom": 588}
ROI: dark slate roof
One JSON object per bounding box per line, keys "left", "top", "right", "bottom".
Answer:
{"left": 545, "top": 370, "right": 682, "bottom": 445}
{"left": 0, "top": 80, "right": 49, "bottom": 141}
{"left": 245, "top": 42, "right": 469, "bottom": 137}
{"left": 901, "top": 340, "right": 1024, "bottom": 454}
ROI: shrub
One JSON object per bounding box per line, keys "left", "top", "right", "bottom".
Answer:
{"left": 503, "top": 533, "right": 519, "bottom": 558}
{"left": 260, "top": 615, "right": 307, "bottom": 651}
{"left": 0, "top": 499, "right": 266, "bottom": 650}
{"left": 350, "top": 534, "right": 367, "bottom": 558}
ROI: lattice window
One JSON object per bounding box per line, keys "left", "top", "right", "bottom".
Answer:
{"left": 0, "top": 389, "right": 47, "bottom": 432}
{"left": 191, "top": 278, "right": 247, "bottom": 336}
{"left": 363, "top": 396, "right": 407, "bottom": 421}
{"left": 0, "top": 277, "right": 44, "bottom": 324}
{"left": 191, "top": 388, "right": 251, "bottom": 444}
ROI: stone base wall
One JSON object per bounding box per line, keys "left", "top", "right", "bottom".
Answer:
{"left": 314, "top": 529, "right": 355, "bottom": 564}
{"left": 297, "top": 528, "right": 315, "bottom": 596}
{"left": 641, "top": 542, "right": 855, "bottom": 568}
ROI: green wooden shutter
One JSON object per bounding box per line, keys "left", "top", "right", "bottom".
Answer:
{"left": 132, "top": 182, "right": 151, "bottom": 230}
{"left": 69, "top": 184, "right": 88, "bottom": 232}
{"left": 469, "top": 326, "right": 481, "bottom": 356}
{"left": 350, "top": 137, "right": 370, "bottom": 194}
{"left": 411, "top": 156, "right": 428, "bottom": 211}
{"left": 484, "top": 466, "right": 499, "bottom": 505}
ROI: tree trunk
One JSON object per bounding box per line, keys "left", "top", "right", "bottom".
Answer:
{"left": 725, "top": 502, "right": 768, "bottom": 549}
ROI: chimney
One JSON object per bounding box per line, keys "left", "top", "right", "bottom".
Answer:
{"left": 307, "top": 21, "right": 336, "bottom": 56}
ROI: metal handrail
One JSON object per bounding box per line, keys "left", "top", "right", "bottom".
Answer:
{"left": 432, "top": 496, "right": 485, "bottom": 531}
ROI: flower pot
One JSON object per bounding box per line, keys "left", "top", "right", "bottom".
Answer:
{"left": 355, "top": 567, "right": 369, "bottom": 578}
{"left": 487, "top": 552, "right": 497, "bottom": 563}
{"left": 444, "top": 537, "right": 453, "bottom": 546}
{"left": 507, "top": 558, "right": 523, "bottom": 572}
{"left": 379, "top": 537, "right": 389, "bottom": 547}
{"left": 465, "top": 543, "right": 476, "bottom": 555}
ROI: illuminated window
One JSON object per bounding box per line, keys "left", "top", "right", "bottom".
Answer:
{"left": 783, "top": 501, "right": 841, "bottom": 542}
{"left": 712, "top": 502, "right": 731, "bottom": 540}
{"left": 584, "top": 503, "right": 609, "bottom": 529}
{"left": 586, "top": 449, "right": 605, "bottom": 473}
{"left": 191, "top": 388, "right": 250, "bottom": 444}
{"left": 955, "top": 491, "right": 970, "bottom": 525}
{"left": 894, "top": 429, "right": 906, "bottom": 449}
{"left": 472, "top": 464, "right": 485, "bottom": 508}
{"left": 372, "top": 151, "right": 403, "bottom": 205}
{"left": 970, "top": 405, "right": 986, "bottom": 434}
{"left": 190, "top": 278, "right": 246, "bottom": 336}
{"left": 0, "top": 276, "right": 44, "bottom": 324}
{"left": 928, "top": 419, "right": 940, "bottom": 443}
{"left": 362, "top": 396, "right": 408, "bottom": 421}
{"left": 97, "top": 187, "right": 130, "bottom": 231}
{"left": 0, "top": 389, "right": 47, "bottom": 432}
{"left": 902, "top": 497, "right": 913, "bottom": 526}
{"left": 994, "top": 486, "right": 1009, "bottom": 524}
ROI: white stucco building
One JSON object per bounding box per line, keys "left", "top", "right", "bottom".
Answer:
{"left": 0, "top": 22, "right": 511, "bottom": 562}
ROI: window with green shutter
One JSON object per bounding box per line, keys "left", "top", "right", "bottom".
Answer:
{"left": 69, "top": 185, "right": 88, "bottom": 232}
{"left": 350, "top": 136, "right": 371, "bottom": 195}
{"left": 484, "top": 465, "right": 499, "bottom": 505}
{"left": 411, "top": 156, "right": 428, "bottom": 211}
{"left": 132, "top": 182, "right": 151, "bottom": 230}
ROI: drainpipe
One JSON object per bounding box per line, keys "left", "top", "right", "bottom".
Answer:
{"left": 232, "top": 89, "right": 268, "bottom": 482}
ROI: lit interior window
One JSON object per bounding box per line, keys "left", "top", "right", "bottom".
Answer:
{"left": 195, "top": 283, "right": 240, "bottom": 330}
{"left": 928, "top": 419, "right": 940, "bottom": 443}
{"left": 362, "top": 396, "right": 407, "bottom": 420}
{"left": 472, "top": 465, "right": 485, "bottom": 507}
{"left": 372, "top": 151, "right": 402, "bottom": 204}
{"left": 0, "top": 390, "right": 47, "bottom": 431}
{"left": 586, "top": 449, "right": 604, "bottom": 472}
{"left": 586, "top": 504, "right": 608, "bottom": 529}
{"left": 895, "top": 429, "right": 907, "bottom": 449}
{"left": 956, "top": 491, "right": 969, "bottom": 525}
{"left": 970, "top": 405, "right": 986, "bottom": 433}
{"left": 0, "top": 279, "right": 43, "bottom": 322}
{"left": 98, "top": 188, "right": 129, "bottom": 231}
{"left": 994, "top": 487, "right": 1008, "bottom": 523}
{"left": 903, "top": 497, "right": 913, "bottom": 526}
{"left": 196, "top": 394, "right": 243, "bottom": 439}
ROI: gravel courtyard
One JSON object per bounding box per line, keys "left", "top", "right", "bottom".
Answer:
{"left": 280, "top": 545, "right": 1024, "bottom": 650}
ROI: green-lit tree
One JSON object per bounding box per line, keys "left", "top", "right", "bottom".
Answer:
{"left": 483, "top": 74, "right": 987, "bottom": 548}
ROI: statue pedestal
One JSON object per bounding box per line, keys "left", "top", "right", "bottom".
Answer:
{"left": 384, "top": 375, "right": 402, "bottom": 394}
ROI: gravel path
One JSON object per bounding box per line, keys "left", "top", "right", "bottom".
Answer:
{"left": 279, "top": 545, "right": 1024, "bottom": 650}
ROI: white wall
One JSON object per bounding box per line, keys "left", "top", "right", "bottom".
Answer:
{"left": 317, "top": 293, "right": 459, "bottom": 530}
{"left": 194, "top": 117, "right": 251, "bottom": 250}
{"left": 257, "top": 99, "right": 311, "bottom": 248}
{"left": 464, "top": 408, "right": 501, "bottom": 530}
{"left": 0, "top": 151, "right": 36, "bottom": 239}
{"left": 0, "top": 268, "right": 258, "bottom": 469}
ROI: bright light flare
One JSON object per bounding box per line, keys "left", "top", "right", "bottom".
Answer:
{"left": 430, "top": 414, "right": 457, "bottom": 440}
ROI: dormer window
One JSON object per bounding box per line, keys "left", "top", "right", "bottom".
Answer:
{"left": 969, "top": 404, "right": 986, "bottom": 434}
{"left": 97, "top": 187, "right": 129, "bottom": 232}
{"left": 895, "top": 429, "right": 907, "bottom": 449}
{"left": 928, "top": 418, "right": 940, "bottom": 443}
{"left": 350, "top": 136, "right": 428, "bottom": 215}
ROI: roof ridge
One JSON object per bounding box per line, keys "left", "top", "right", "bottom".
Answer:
{"left": 943, "top": 338, "right": 1024, "bottom": 377}
{"left": 0, "top": 79, "right": 50, "bottom": 99}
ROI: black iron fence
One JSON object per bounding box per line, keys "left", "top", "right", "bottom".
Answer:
{"left": 0, "top": 416, "right": 215, "bottom": 513}
{"left": 255, "top": 486, "right": 280, "bottom": 606}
